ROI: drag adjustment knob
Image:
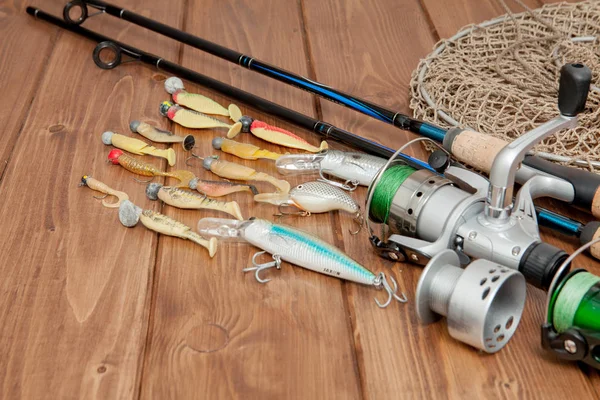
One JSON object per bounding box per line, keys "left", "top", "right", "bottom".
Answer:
{"left": 558, "top": 63, "right": 592, "bottom": 117}
{"left": 427, "top": 150, "right": 451, "bottom": 173}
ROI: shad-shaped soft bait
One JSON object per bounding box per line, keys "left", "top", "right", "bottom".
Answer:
{"left": 230, "top": 115, "right": 328, "bottom": 153}
{"left": 102, "top": 131, "right": 177, "bottom": 166}
{"left": 254, "top": 181, "right": 363, "bottom": 234}
{"left": 197, "top": 218, "right": 406, "bottom": 307}
{"left": 144, "top": 180, "right": 258, "bottom": 198}
{"left": 212, "top": 137, "right": 283, "bottom": 161}
{"left": 118, "top": 200, "right": 218, "bottom": 257}
{"left": 108, "top": 149, "right": 195, "bottom": 187}
{"left": 187, "top": 155, "right": 290, "bottom": 193}
{"left": 129, "top": 120, "right": 195, "bottom": 151}
{"left": 165, "top": 77, "right": 240, "bottom": 118}
{"left": 160, "top": 101, "right": 242, "bottom": 137}
{"left": 276, "top": 149, "right": 387, "bottom": 190}
{"left": 79, "top": 175, "right": 129, "bottom": 208}
{"left": 146, "top": 183, "right": 244, "bottom": 220}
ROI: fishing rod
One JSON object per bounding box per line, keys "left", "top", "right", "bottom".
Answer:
{"left": 26, "top": 6, "right": 600, "bottom": 258}
{"left": 61, "top": 0, "right": 600, "bottom": 222}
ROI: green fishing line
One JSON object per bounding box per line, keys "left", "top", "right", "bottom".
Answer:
{"left": 552, "top": 272, "right": 600, "bottom": 333}
{"left": 370, "top": 165, "right": 416, "bottom": 224}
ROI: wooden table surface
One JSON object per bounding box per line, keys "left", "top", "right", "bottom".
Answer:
{"left": 1, "top": 0, "right": 599, "bottom": 398}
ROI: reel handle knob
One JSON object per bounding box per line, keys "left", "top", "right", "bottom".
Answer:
{"left": 558, "top": 63, "right": 591, "bottom": 117}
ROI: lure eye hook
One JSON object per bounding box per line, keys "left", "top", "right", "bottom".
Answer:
{"left": 318, "top": 169, "right": 358, "bottom": 191}
{"left": 185, "top": 148, "right": 205, "bottom": 167}
{"left": 373, "top": 272, "right": 407, "bottom": 308}
{"left": 243, "top": 251, "right": 282, "bottom": 283}
{"left": 276, "top": 203, "right": 311, "bottom": 217}
{"left": 349, "top": 212, "right": 364, "bottom": 236}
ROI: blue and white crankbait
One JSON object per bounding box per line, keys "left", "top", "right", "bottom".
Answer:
{"left": 275, "top": 149, "right": 387, "bottom": 190}
{"left": 197, "top": 218, "right": 406, "bottom": 307}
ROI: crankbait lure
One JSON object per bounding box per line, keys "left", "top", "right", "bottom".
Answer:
{"left": 145, "top": 183, "right": 244, "bottom": 220}
{"left": 118, "top": 200, "right": 218, "bottom": 257}
{"left": 108, "top": 149, "right": 195, "bottom": 187}
{"left": 197, "top": 218, "right": 406, "bottom": 307}
{"left": 102, "top": 131, "right": 177, "bottom": 166}
{"left": 164, "top": 76, "right": 240, "bottom": 119}
{"left": 159, "top": 101, "right": 242, "bottom": 137}
{"left": 187, "top": 155, "right": 291, "bottom": 193}
{"left": 212, "top": 137, "right": 283, "bottom": 161}
{"left": 129, "top": 120, "right": 195, "bottom": 151}
{"left": 255, "top": 181, "right": 363, "bottom": 234}
{"left": 276, "top": 149, "right": 386, "bottom": 190}
{"left": 230, "top": 115, "right": 328, "bottom": 153}
{"left": 79, "top": 175, "right": 129, "bottom": 208}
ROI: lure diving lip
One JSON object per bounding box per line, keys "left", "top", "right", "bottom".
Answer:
{"left": 102, "top": 130, "right": 177, "bottom": 166}
{"left": 129, "top": 120, "right": 195, "bottom": 151}
{"left": 196, "top": 217, "right": 406, "bottom": 307}
{"left": 159, "top": 101, "right": 242, "bottom": 137}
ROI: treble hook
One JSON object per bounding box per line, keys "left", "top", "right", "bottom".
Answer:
{"left": 373, "top": 272, "right": 407, "bottom": 308}
{"left": 318, "top": 169, "right": 358, "bottom": 191}
{"left": 349, "top": 212, "right": 364, "bottom": 236}
{"left": 242, "top": 251, "right": 282, "bottom": 283}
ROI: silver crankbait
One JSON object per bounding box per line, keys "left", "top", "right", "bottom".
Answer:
{"left": 197, "top": 218, "right": 406, "bottom": 307}
{"left": 253, "top": 181, "right": 364, "bottom": 234}
{"left": 275, "top": 149, "right": 386, "bottom": 190}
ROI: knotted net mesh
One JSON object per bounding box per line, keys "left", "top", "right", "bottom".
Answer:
{"left": 410, "top": 0, "right": 600, "bottom": 170}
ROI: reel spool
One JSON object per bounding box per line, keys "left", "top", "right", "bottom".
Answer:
{"left": 416, "top": 250, "right": 526, "bottom": 353}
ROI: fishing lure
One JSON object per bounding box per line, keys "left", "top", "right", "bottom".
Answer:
{"left": 108, "top": 149, "right": 195, "bottom": 187}
{"left": 79, "top": 175, "right": 129, "bottom": 208}
{"left": 197, "top": 218, "right": 406, "bottom": 307}
{"left": 159, "top": 101, "right": 242, "bottom": 137}
{"left": 276, "top": 149, "right": 387, "bottom": 190}
{"left": 145, "top": 183, "right": 244, "bottom": 220}
{"left": 102, "top": 131, "right": 177, "bottom": 166}
{"left": 118, "top": 200, "right": 217, "bottom": 257}
{"left": 144, "top": 180, "right": 257, "bottom": 199}
{"left": 129, "top": 120, "right": 195, "bottom": 151}
{"left": 255, "top": 181, "right": 363, "bottom": 234}
{"left": 229, "top": 115, "right": 328, "bottom": 153}
{"left": 212, "top": 137, "right": 283, "bottom": 161}
{"left": 164, "top": 76, "right": 241, "bottom": 119}
{"left": 188, "top": 155, "right": 291, "bottom": 193}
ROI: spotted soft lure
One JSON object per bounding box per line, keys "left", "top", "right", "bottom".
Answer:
{"left": 276, "top": 149, "right": 387, "bottom": 190}
{"left": 164, "top": 77, "right": 240, "bottom": 118}
{"left": 212, "top": 137, "right": 283, "bottom": 161}
{"left": 102, "top": 131, "right": 177, "bottom": 166}
{"left": 230, "top": 115, "right": 328, "bottom": 153}
{"left": 196, "top": 218, "right": 406, "bottom": 307}
{"left": 254, "top": 181, "right": 363, "bottom": 233}
{"left": 108, "top": 149, "right": 196, "bottom": 187}
{"left": 200, "top": 156, "right": 290, "bottom": 193}
{"left": 160, "top": 101, "right": 242, "bottom": 137}
{"left": 145, "top": 184, "right": 244, "bottom": 220}
{"left": 129, "top": 120, "right": 195, "bottom": 151}
{"left": 79, "top": 175, "right": 129, "bottom": 208}
{"left": 118, "top": 200, "right": 218, "bottom": 257}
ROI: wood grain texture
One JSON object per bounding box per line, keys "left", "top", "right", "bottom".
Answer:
{"left": 139, "top": 0, "right": 362, "bottom": 398}
{"left": 0, "top": 0, "right": 184, "bottom": 398}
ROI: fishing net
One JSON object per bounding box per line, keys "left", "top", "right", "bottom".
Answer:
{"left": 410, "top": 0, "right": 600, "bottom": 170}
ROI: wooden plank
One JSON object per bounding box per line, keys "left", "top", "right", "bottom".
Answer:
{"left": 0, "top": 1, "right": 186, "bottom": 398}
{"left": 0, "top": 0, "right": 60, "bottom": 181}
{"left": 304, "top": 0, "right": 600, "bottom": 398}
{"left": 139, "top": 0, "right": 362, "bottom": 398}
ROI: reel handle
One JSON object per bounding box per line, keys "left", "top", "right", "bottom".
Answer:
{"left": 558, "top": 63, "right": 591, "bottom": 117}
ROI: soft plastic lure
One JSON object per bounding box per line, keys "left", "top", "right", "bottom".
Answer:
{"left": 108, "top": 149, "right": 195, "bottom": 187}
{"left": 164, "top": 77, "right": 240, "bottom": 119}
{"left": 146, "top": 180, "right": 257, "bottom": 198}
{"left": 102, "top": 131, "right": 177, "bottom": 166}
{"left": 79, "top": 175, "right": 129, "bottom": 208}
{"left": 212, "top": 137, "right": 283, "bottom": 161}
{"left": 145, "top": 184, "right": 244, "bottom": 220}
{"left": 129, "top": 120, "right": 195, "bottom": 151}
{"left": 255, "top": 181, "right": 363, "bottom": 234}
{"left": 118, "top": 200, "right": 218, "bottom": 257}
{"left": 276, "top": 149, "right": 387, "bottom": 190}
{"left": 229, "top": 115, "right": 328, "bottom": 153}
{"left": 190, "top": 155, "right": 291, "bottom": 193}
{"left": 197, "top": 218, "right": 406, "bottom": 307}
{"left": 160, "top": 101, "right": 242, "bottom": 137}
